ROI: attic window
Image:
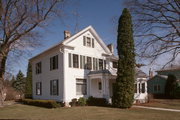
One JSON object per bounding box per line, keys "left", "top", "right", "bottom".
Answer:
{"left": 83, "top": 36, "right": 94, "bottom": 48}
{"left": 86, "top": 37, "right": 91, "bottom": 47}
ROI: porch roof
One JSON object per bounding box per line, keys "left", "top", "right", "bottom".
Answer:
{"left": 88, "top": 70, "right": 111, "bottom": 75}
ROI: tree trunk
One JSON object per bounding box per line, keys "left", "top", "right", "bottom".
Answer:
{"left": 0, "top": 50, "right": 8, "bottom": 107}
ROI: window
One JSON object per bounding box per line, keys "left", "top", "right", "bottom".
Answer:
{"left": 36, "top": 62, "right": 42, "bottom": 74}
{"left": 142, "top": 83, "right": 145, "bottom": 93}
{"left": 76, "top": 79, "right": 87, "bottom": 95}
{"left": 134, "top": 84, "right": 137, "bottom": 93}
{"left": 69, "top": 53, "right": 72, "bottom": 67}
{"left": 98, "top": 82, "right": 102, "bottom": 90}
{"left": 95, "top": 58, "right": 98, "bottom": 70}
{"left": 157, "top": 85, "right": 160, "bottom": 91}
{"left": 83, "top": 36, "right": 94, "bottom": 48}
{"left": 99, "top": 59, "right": 103, "bottom": 70}
{"left": 87, "top": 57, "right": 92, "bottom": 70}
{"left": 104, "top": 60, "right": 106, "bottom": 70}
{"left": 154, "top": 84, "right": 160, "bottom": 92}
{"left": 36, "top": 82, "right": 42, "bottom": 95}
{"left": 73, "top": 54, "right": 79, "bottom": 68}
{"left": 50, "top": 55, "right": 58, "bottom": 70}
{"left": 113, "top": 61, "right": 118, "bottom": 68}
{"left": 86, "top": 37, "right": 91, "bottom": 47}
{"left": 139, "top": 83, "right": 141, "bottom": 93}
{"left": 50, "top": 80, "right": 58, "bottom": 95}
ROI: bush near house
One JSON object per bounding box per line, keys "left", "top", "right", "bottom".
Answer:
{"left": 20, "top": 99, "right": 60, "bottom": 108}
{"left": 87, "top": 96, "right": 108, "bottom": 106}
{"left": 69, "top": 98, "right": 78, "bottom": 106}
{"left": 78, "top": 97, "right": 86, "bottom": 106}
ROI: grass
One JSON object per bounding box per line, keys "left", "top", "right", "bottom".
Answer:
{"left": 138, "top": 99, "right": 180, "bottom": 110}
{"left": 0, "top": 103, "right": 180, "bottom": 120}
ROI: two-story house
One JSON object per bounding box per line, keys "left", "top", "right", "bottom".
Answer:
{"left": 30, "top": 26, "right": 148, "bottom": 105}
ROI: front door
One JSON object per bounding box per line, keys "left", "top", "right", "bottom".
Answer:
{"left": 91, "top": 78, "right": 103, "bottom": 98}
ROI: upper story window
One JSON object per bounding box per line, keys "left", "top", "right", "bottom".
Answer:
{"left": 50, "top": 55, "right": 58, "bottom": 70}
{"left": 73, "top": 54, "right": 79, "bottom": 68}
{"left": 87, "top": 57, "right": 92, "bottom": 70}
{"left": 36, "top": 62, "right": 42, "bottom": 74}
{"left": 113, "top": 61, "right": 118, "bottom": 68}
{"left": 99, "top": 59, "right": 103, "bottom": 70}
{"left": 83, "top": 36, "right": 94, "bottom": 48}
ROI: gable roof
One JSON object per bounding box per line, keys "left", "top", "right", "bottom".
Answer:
{"left": 148, "top": 75, "right": 168, "bottom": 81}
{"left": 62, "top": 26, "right": 112, "bottom": 54}
{"left": 30, "top": 26, "right": 112, "bottom": 61}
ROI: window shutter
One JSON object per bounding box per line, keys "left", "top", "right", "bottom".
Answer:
{"left": 68, "top": 53, "right": 72, "bottom": 67}
{"left": 92, "top": 38, "right": 94, "bottom": 48}
{"left": 56, "top": 80, "right": 59, "bottom": 95}
{"left": 36, "top": 83, "right": 37, "bottom": 95}
{"left": 103, "top": 60, "right": 106, "bottom": 70}
{"left": 56, "top": 55, "right": 58, "bottom": 69}
{"left": 83, "top": 36, "right": 86, "bottom": 46}
{"left": 50, "top": 81, "right": 52, "bottom": 95}
{"left": 40, "top": 82, "right": 42, "bottom": 95}
{"left": 50, "top": 58, "right": 52, "bottom": 70}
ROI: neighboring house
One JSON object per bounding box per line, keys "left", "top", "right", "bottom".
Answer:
{"left": 134, "top": 69, "right": 148, "bottom": 103}
{"left": 30, "top": 26, "right": 148, "bottom": 105}
{"left": 147, "top": 68, "right": 180, "bottom": 94}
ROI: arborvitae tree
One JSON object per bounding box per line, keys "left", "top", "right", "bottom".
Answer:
{"left": 112, "top": 8, "right": 135, "bottom": 108}
{"left": 12, "top": 70, "right": 25, "bottom": 96}
{"left": 25, "top": 62, "right": 32, "bottom": 98}
{"left": 165, "top": 74, "right": 177, "bottom": 98}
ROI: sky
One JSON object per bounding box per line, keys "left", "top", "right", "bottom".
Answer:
{"left": 9, "top": 0, "right": 178, "bottom": 77}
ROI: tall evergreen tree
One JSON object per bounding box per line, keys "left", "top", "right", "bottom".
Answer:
{"left": 12, "top": 70, "right": 25, "bottom": 96}
{"left": 25, "top": 62, "right": 32, "bottom": 98}
{"left": 112, "top": 8, "right": 135, "bottom": 108}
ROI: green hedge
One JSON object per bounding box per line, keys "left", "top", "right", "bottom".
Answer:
{"left": 21, "top": 99, "right": 60, "bottom": 108}
{"left": 87, "top": 96, "right": 108, "bottom": 106}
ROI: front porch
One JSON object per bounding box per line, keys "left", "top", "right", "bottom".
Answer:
{"left": 88, "top": 70, "right": 116, "bottom": 103}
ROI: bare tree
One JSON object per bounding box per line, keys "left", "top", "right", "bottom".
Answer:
{"left": 124, "top": 0, "right": 180, "bottom": 66}
{"left": 0, "top": 0, "right": 66, "bottom": 106}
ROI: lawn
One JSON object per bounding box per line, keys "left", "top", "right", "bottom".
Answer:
{"left": 0, "top": 103, "right": 180, "bottom": 120}
{"left": 138, "top": 99, "right": 180, "bottom": 110}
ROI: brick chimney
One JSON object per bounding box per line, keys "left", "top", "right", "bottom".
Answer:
{"left": 107, "top": 44, "right": 114, "bottom": 54}
{"left": 64, "top": 30, "right": 71, "bottom": 39}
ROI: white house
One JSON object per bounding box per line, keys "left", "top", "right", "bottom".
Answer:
{"left": 30, "top": 26, "right": 148, "bottom": 105}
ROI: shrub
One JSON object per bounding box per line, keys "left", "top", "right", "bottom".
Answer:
{"left": 87, "top": 96, "right": 108, "bottom": 106}
{"left": 78, "top": 97, "right": 86, "bottom": 106}
{"left": 24, "top": 94, "right": 32, "bottom": 99}
{"left": 70, "top": 98, "right": 78, "bottom": 107}
{"left": 21, "top": 99, "right": 60, "bottom": 108}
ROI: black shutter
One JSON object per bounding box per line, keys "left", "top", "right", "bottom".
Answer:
{"left": 56, "top": 55, "right": 58, "bottom": 69}
{"left": 92, "top": 38, "right": 94, "bottom": 48}
{"left": 50, "top": 80, "right": 52, "bottom": 95}
{"left": 56, "top": 80, "right": 59, "bottom": 95}
{"left": 83, "top": 36, "right": 86, "bottom": 46}
{"left": 40, "top": 82, "right": 42, "bottom": 95}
